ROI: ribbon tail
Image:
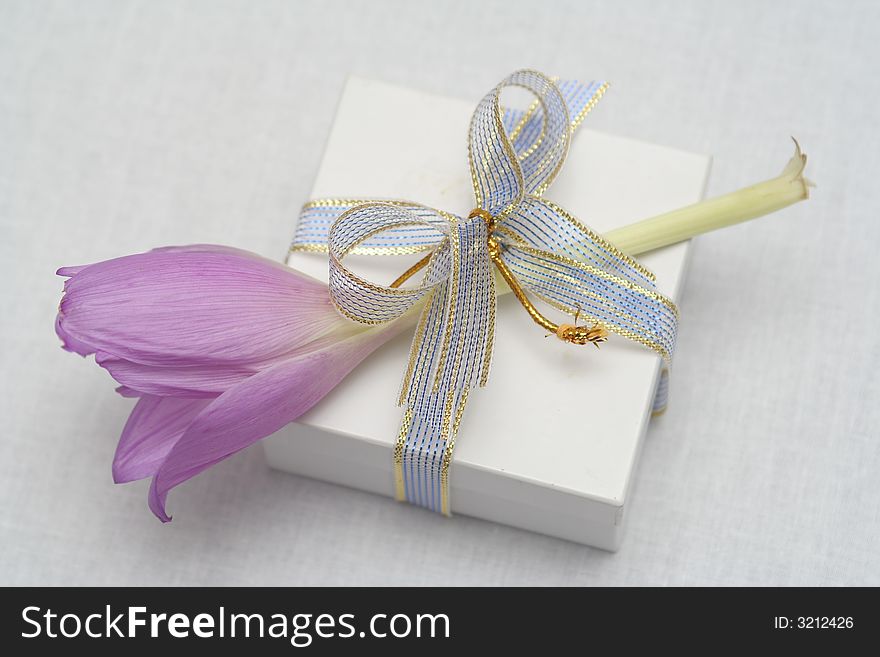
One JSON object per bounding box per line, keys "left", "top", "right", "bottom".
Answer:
{"left": 498, "top": 198, "right": 678, "bottom": 360}
{"left": 394, "top": 215, "right": 495, "bottom": 515}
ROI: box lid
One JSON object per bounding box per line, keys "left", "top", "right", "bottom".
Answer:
{"left": 282, "top": 75, "right": 710, "bottom": 523}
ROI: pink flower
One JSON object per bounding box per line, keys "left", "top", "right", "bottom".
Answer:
{"left": 56, "top": 245, "right": 401, "bottom": 521}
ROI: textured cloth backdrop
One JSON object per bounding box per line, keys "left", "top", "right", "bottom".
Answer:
{"left": 1, "top": 0, "right": 877, "bottom": 585}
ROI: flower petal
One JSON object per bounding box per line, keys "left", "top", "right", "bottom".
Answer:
{"left": 147, "top": 326, "right": 399, "bottom": 522}
{"left": 55, "top": 312, "right": 97, "bottom": 356}
{"left": 115, "top": 386, "right": 142, "bottom": 398}
{"left": 97, "top": 353, "right": 259, "bottom": 397}
{"left": 56, "top": 265, "right": 88, "bottom": 277}
{"left": 113, "top": 396, "right": 212, "bottom": 483}
{"left": 56, "top": 245, "right": 354, "bottom": 366}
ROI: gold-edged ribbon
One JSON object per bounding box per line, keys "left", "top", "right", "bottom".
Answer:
{"left": 291, "top": 70, "right": 677, "bottom": 515}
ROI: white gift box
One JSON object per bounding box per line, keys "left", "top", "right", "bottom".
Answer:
{"left": 263, "top": 76, "right": 711, "bottom": 550}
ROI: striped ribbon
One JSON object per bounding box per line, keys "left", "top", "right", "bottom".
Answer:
{"left": 290, "top": 70, "right": 678, "bottom": 515}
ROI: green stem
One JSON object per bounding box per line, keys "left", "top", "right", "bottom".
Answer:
{"left": 603, "top": 138, "right": 812, "bottom": 256}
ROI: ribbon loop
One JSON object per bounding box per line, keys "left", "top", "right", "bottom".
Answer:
{"left": 327, "top": 203, "right": 452, "bottom": 324}
{"left": 468, "top": 70, "right": 573, "bottom": 218}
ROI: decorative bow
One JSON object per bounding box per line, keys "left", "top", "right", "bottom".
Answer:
{"left": 290, "top": 70, "right": 679, "bottom": 515}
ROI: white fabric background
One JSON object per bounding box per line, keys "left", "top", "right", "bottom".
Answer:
{"left": 1, "top": 0, "right": 877, "bottom": 586}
